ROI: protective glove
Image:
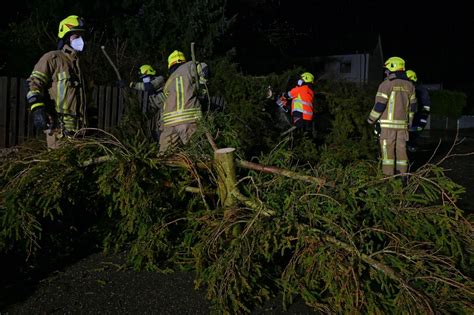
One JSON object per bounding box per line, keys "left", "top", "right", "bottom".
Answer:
{"left": 31, "top": 105, "right": 48, "bottom": 130}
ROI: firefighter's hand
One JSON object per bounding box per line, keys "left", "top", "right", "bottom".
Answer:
{"left": 31, "top": 105, "right": 48, "bottom": 130}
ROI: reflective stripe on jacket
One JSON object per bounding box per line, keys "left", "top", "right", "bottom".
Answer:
{"left": 27, "top": 44, "right": 86, "bottom": 131}
{"left": 288, "top": 85, "right": 314, "bottom": 121}
{"left": 161, "top": 61, "right": 202, "bottom": 127}
{"left": 369, "top": 73, "right": 417, "bottom": 129}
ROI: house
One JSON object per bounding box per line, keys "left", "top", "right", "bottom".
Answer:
{"left": 315, "top": 35, "right": 385, "bottom": 85}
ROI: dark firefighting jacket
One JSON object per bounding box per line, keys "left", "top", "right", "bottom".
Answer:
{"left": 161, "top": 61, "right": 202, "bottom": 127}
{"left": 412, "top": 84, "right": 431, "bottom": 130}
{"left": 368, "top": 72, "right": 417, "bottom": 129}
{"left": 27, "top": 44, "right": 86, "bottom": 131}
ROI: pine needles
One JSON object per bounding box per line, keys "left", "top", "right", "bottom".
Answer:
{"left": 1, "top": 76, "right": 473, "bottom": 314}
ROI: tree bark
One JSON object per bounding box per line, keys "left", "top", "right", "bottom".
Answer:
{"left": 214, "top": 148, "right": 238, "bottom": 207}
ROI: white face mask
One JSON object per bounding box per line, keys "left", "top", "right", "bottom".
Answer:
{"left": 70, "top": 36, "right": 84, "bottom": 52}
{"left": 297, "top": 79, "right": 303, "bottom": 86}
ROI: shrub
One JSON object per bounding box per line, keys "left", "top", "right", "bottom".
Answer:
{"left": 430, "top": 89, "right": 467, "bottom": 118}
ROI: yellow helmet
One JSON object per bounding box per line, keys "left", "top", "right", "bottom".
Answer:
{"left": 406, "top": 69, "right": 417, "bottom": 82}
{"left": 301, "top": 72, "right": 315, "bottom": 84}
{"left": 384, "top": 56, "right": 405, "bottom": 72}
{"left": 139, "top": 64, "right": 156, "bottom": 76}
{"left": 168, "top": 50, "right": 186, "bottom": 69}
{"left": 58, "top": 15, "right": 85, "bottom": 39}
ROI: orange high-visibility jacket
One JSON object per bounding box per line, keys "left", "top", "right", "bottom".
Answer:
{"left": 288, "top": 85, "right": 314, "bottom": 121}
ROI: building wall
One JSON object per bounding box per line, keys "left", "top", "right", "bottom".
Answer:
{"left": 322, "top": 54, "right": 368, "bottom": 84}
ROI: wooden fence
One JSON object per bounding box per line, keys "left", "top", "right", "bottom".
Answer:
{"left": 0, "top": 77, "right": 148, "bottom": 148}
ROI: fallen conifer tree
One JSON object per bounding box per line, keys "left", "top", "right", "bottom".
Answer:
{"left": 1, "top": 70, "right": 473, "bottom": 314}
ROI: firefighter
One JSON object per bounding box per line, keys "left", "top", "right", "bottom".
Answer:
{"left": 367, "top": 56, "right": 417, "bottom": 176}
{"left": 129, "top": 64, "right": 166, "bottom": 140}
{"left": 158, "top": 50, "right": 208, "bottom": 153}
{"left": 280, "top": 72, "right": 316, "bottom": 135}
{"left": 406, "top": 69, "right": 431, "bottom": 152}
{"left": 27, "top": 15, "right": 88, "bottom": 149}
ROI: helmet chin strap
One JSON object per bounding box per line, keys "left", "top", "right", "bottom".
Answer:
{"left": 57, "top": 39, "right": 65, "bottom": 50}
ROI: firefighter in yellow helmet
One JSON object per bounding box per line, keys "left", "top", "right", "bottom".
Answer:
{"left": 27, "top": 15, "right": 87, "bottom": 149}
{"left": 158, "top": 50, "right": 209, "bottom": 153}
{"left": 129, "top": 64, "right": 166, "bottom": 139}
{"left": 367, "top": 56, "right": 417, "bottom": 178}
{"left": 406, "top": 69, "right": 431, "bottom": 152}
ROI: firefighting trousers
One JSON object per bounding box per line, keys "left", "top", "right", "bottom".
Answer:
{"left": 292, "top": 112, "right": 313, "bottom": 132}
{"left": 159, "top": 123, "right": 198, "bottom": 153}
{"left": 379, "top": 128, "right": 409, "bottom": 175}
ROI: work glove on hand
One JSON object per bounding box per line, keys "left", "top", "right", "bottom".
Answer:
{"left": 31, "top": 105, "right": 48, "bottom": 130}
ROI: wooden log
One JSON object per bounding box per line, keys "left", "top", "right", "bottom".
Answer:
{"left": 80, "top": 153, "right": 331, "bottom": 188}
{"left": 214, "top": 148, "right": 238, "bottom": 207}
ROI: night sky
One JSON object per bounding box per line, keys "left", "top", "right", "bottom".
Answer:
{"left": 1, "top": 0, "right": 472, "bottom": 92}
{"left": 230, "top": 0, "right": 473, "bottom": 91}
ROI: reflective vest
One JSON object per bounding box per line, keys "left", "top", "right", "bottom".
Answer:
{"left": 288, "top": 85, "right": 314, "bottom": 121}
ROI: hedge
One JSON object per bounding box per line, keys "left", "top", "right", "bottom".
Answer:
{"left": 429, "top": 89, "right": 467, "bottom": 118}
